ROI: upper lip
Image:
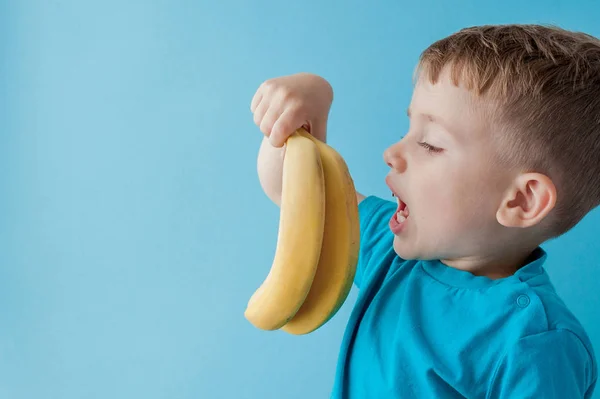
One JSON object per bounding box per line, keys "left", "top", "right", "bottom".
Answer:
{"left": 386, "top": 174, "right": 409, "bottom": 214}
{"left": 385, "top": 174, "right": 403, "bottom": 200}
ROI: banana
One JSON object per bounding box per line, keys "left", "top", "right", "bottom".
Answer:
{"left": 244, "top": 131, "right": 326, "bottom": 331}
{"left": 281, "top": 129, "right": 360, "bottom": 335}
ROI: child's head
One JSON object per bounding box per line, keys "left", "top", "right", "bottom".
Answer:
{"left": 383, "top": 24, "right": 600, "bottom": 274}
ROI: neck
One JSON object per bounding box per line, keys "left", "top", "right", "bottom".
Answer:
{"left": 440, "top": 246, "right": 538, "bottom": 280}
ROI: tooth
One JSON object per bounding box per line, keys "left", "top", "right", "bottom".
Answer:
{"left": 397, "top": 214, "right": 406, "bottom": 223}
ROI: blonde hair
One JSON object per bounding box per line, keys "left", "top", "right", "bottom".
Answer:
{"left": 416, "top": 24, "right": 600, "bottom": 238}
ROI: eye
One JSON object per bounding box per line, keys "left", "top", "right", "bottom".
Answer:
{"left": 418, "top": 141, "right": 443, "bottom": 154}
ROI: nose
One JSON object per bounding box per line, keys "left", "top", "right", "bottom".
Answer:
{"left": 383, "top": 141, "right": 407, "bottom": 172}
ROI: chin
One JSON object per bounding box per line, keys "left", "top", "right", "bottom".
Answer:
{"left": 393, "top": 237, "right": 418, "bottom": 260}
{"left": 393, "top": 236, "right": 440, "bottom": 261}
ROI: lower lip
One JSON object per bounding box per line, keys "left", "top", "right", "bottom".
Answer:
{"left": 389, "top": 211, "right": 408, "bottom": 234}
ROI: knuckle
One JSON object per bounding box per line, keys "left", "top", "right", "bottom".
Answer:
{"left": 277, "top": 87, "right": 293, "bottom": 101}
{"left": 261, "top": 79, "right": 276, "bottom": 92}
{"left": 288, "top": 100, "right": 305, "bottom": 114}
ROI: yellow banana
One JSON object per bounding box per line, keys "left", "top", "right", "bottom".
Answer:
{"left": 281, "top": 129, "right": 360, "bottom": 335}
{"left": 244, "top": 131, "right": 326, "bottom": 330}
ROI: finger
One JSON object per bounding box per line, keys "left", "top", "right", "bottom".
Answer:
{"left": 250, "top": 89, "right": 263, "bottom": 113}
{"left": 270, "top": 108, "right": 305, "bottom": 147}
{"left": 259, "top": 106, "right": 280, "bottom": 138}
{"left": 253, "top": 98, "right": 269, "bottom": 127}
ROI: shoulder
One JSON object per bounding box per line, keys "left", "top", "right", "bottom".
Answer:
{"left": 509, "top": 251, "right": 596, "bottom": 367}
{"left": 487, "top": 328, "right": 597, "bottom": 398}
{"left": 487, "top": 272, "right": 598, "bottom": 398}
{"left": 526, "top": 275, "right": 596, "bottom": 371}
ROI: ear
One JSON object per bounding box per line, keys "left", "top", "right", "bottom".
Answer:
{"left": 496, "top": 173, "right": 557, "bottom": 229}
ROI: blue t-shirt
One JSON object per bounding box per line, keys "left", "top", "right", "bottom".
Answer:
{"left": 330, "top": 195, "right": 598, "bottom": 398}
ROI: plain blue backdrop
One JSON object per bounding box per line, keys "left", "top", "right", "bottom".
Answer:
{"left": 1, "top": 0, "right": 599, "bottom": 398}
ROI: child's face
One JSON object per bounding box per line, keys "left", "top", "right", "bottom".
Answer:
{"left": 384, "top": 67, "right": 514, "bottom": 262}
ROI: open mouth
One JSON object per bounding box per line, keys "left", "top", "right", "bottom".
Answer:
{"left": 392, "top": 192, "right": 410, "bottom": 222}
{"left": 389, "top": 191, "right": 410, "bottom": 234}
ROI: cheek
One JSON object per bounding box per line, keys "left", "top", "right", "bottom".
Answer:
{"left": 415, "top": 166, "right": 490, "bottom": 227}
{"left": 417, "top": 164, "right": 460, "bottom": 207}
{"left": 450, "top": 175, "right": 498, "bottom": 227}
{"left": 411, "top": 176, "right": 460, "bottom": 229}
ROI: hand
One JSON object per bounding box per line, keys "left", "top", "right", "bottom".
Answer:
{"left": 250, "top": 72, "right": 333, "bottom": 147}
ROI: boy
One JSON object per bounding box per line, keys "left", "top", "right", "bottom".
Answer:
{"left": 250, "top": 24, "right": 598, "bottom": 398}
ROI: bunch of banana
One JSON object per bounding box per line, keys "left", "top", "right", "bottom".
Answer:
{"left": 244, "top": 128, "right": 360, "bottom": 335}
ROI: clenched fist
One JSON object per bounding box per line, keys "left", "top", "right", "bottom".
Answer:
{"left": 250, "top": 72, "right": 333, "bottom": 147}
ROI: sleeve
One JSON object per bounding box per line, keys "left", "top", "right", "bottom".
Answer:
{"left": 486, "top": 329, "right": 598, "bottom": 399}
{"left": 354, "top": 195, "right": 397, "bottom": 289}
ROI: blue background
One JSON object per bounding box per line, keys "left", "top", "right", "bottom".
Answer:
{"left": 1, "top": 1, "right": 599, "bottom": 398}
